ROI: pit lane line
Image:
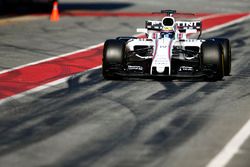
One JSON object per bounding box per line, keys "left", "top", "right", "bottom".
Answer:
{"left": 206, "top": 120, "right": 250, "bottom": 167}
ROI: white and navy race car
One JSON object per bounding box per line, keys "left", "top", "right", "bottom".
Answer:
{"left": 102, "top": 10, "right": 231, "bottom": 80}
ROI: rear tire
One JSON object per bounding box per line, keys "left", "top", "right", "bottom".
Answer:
{"left": 102, "top": 39, "right": 125, "bottom": 80}
{"left": 201, "top": 41, "right": 224, "bottom": 81}
{"left": 212, "top": 38, "right": 231, "bottom": 76}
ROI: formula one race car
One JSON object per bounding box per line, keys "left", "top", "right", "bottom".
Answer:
{"left": 102, "top": 10, "right": 231, "bottom": 80}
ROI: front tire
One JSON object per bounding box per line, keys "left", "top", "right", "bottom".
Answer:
{"left": 201, "top": 41, "right": 224, "bottom": 81}
{"left": 102, "top": 39, "right": 125, "bottom": 80}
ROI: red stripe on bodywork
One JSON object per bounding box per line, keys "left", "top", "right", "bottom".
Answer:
{"left": 0, "top": 13, "right": 249, "bottom": 100}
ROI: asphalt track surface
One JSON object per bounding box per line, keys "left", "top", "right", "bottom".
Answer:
{"left": 0, "top": 0, "right": 250, "bottom": 167}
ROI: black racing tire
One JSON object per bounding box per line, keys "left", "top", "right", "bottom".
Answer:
{"left": 102, "top": 39, "right": 125, "bottom": 80}
{"left": 201, "top": 41, "right": 224, "bottom": 81}
{"left": 212, "top": 38, "right": 231, "bottom": 76}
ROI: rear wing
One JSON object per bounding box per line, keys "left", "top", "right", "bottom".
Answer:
{"left": 176, "top": 21, "right": 201, "bottom": 30}
{"left": 176, "top": 21, "right": 202, "bottom": 38}
{"left": 145, "top": 20, "right": 162, "bottom": 30}
{"left": 138, "top": 20, "right": 202, "bottom": 39}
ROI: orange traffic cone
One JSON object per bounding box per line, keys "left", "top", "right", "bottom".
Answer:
{"left": 50, "top": 1, "right": 60, "bottom": 22}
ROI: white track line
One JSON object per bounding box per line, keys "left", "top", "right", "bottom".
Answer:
{"left": 0, "top": 43, "right": 104, "bottom": 75}
{"left": 0, "top": 65, "right": 101, "bottom": 105}
{"left": 204, "top": 13, "right": 250, "bottom": 167}
{"left": 203, "top": 14, "right": 250, "bottom": 33}
{"left": 206, "top": 119, "right": 250, "bottom": 167}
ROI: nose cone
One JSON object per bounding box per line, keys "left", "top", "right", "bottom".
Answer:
{"left": 151, "top": 38, "right": 173, "bottom": 75}
{"left": 156, "top": 66, "right": 165, "bottom": 73}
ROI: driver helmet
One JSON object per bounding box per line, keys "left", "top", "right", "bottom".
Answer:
{"left": 160, "top": 27, "right": 175, "bottom": 39}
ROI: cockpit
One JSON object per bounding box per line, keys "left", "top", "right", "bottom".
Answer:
{"left": 160, "top": 31, "right": 175, "bottom": 39}
{"left": 160, "top": 17, "right": 175, "bottom": 39}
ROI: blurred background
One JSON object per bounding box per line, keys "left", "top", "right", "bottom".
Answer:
{"left": 0, "top": 0, "right": 55, "bottom": 15}
{"left": 1, "top": 0, "right": 249, "bottom": 16}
